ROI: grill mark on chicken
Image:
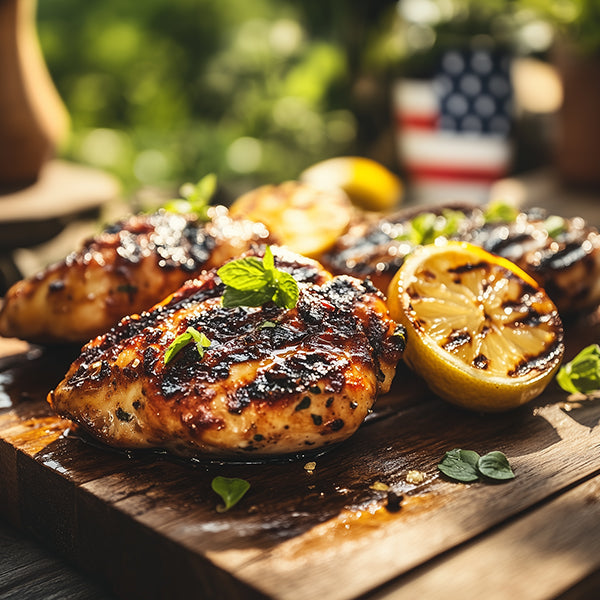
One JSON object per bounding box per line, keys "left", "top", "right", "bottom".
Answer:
{"left": 0, "top": 207, "right": 271, "bottom": 343}
{"left": 537, "top": 242, "right": 588, "bottom": 271}
{"left": 484, "top": 232, "right": 533, "bottom": 255}
{"left": 320, "top": 204, "right": 600, "bottom": 315}
{"left": 50, "top": 248, "right": 405, "bottom": 457}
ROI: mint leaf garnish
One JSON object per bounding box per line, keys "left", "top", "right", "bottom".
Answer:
{"left": 484, "top": 199, "right": 519, "bottom": 223}
{"left": 164, "top": 326, "right": 211, "bottom": 365}
{"left": 396, "top": 209, "right": 467, "bottom": 246}
{"left": 271, "top": 270, "right": 299, "bottom": 308}
{"left": 222, "top": 287, "right": 273, "bottom": 308}
{"left": 218, "top": 256, "right": 267, "bottom": 290}
{"left": 477, "top": 451, "right": 515, "bottom": 481}
{"left": 438, "top": 449, "right": 515, "bottom": 483}
{"left": 163, "top": 173, "right": 217, "bottom": 221}
{"left": 218, "top": 246, "right": 299, "bottom": 309}
{"left": 438, "top": 449, "right": 480, "bottom": 482}
{"left": 543, "top": 215, "right": 567, "bottom": 238}
{"left": 556, "top": 344, "right": 600, "bottom": 394}
{"left": 397, "top": 212, "right": 437, "bottom": 245}
{"left": 211, "top": 476, "right": 250, "bottom": 512}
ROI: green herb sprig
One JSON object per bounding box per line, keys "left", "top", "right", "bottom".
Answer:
{"left": 163, "top": 173, "right": 217, "bottom": 221}
{"left": 556, "top": 344, "right": 600, "bottom": 394}
{"left": 438, "top": 449, "right": 515, "bottom": 483}
{"left": 217, "top": 246, "right": 299, "bottom": 309}
{"left": 211, "top": 476, "right": 250, "bottom": 512}
{"left": 396, "top": 209, "right": 467, "bottom": 246}
{"left": 543, "top": 215, "right": 567, "bottom": 238}
{"left": 164, "top": 326, "right": 211, "bottom": 365}
{"left": 483, "top": 199, "right": 519, "bottom": 224}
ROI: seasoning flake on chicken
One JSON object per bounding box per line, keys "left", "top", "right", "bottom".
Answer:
{"left": 0, "top": 206, "right": 271, "bottom": 343}
{"left": 49, "top": 247, "right": 406, "bottom": 457}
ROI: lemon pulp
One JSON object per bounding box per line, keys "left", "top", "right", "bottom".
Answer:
{"left": 387, "top": 241, "right": 564, "bottom": 412}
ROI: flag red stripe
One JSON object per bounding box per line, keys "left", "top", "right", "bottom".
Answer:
{"left": 407, "top": 164, "right": 507, "bottom": 182}
{"left": 396, "top": 113, "right": 438, "bottom": 130}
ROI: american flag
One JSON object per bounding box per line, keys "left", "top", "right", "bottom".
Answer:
{"left": 394, "top": 48, "right": 513, "bottom": 192}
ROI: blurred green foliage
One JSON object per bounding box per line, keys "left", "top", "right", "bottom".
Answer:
{"left": 519, "top": 0, "right": 600, "bottom": 55}
{"left": 374, "top": 0, "right": 600, "bottom": 79}
{"left": 379, "top": 0, "right": 545, "bottom": 79}
{"left": 37, "top": 0, "right": 396, "bottom": 196}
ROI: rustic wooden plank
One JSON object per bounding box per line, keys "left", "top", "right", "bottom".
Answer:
{"left": 0, "top": 337, "right": 29, "bottom": 359}
{"left": 228, "top": 395, "right": 600, "bottom": 600}
{"left": 0, "top": 160, "right": 118, "bottom": 223}
{"left": 0, "top": 519, "right": 112, "bottom": 600}
{"left": 556, "top": 568, "right": 600, "bottom": 600}
{"left": 367, "top": 473, "right": 600, "bottom": 600}
{"left": 72, "top": 486, "right": 269, "bottom": 600}
{"left": 0, "top": 308, "right": 599, "bottom": 599}
{"left": 10, "top": 386, "right": 597, "bottom": 600}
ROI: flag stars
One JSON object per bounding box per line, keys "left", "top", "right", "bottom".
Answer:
{"left": 447, "top": 93, "right": 469, "bottom": 117}
{"left": 460, "top": 74, "right": 482, "bottom": 97}
{"left": 442, "top": 51, "right": 465, "bottom": 75}
{"left": 474, "top": 95, "right": 496, "bottom": 118}
{"left": 435, "top": 49, "right": 513, "bottom": 136}
{"left": 471, "top": 50, "right": 493, "bottom": 75}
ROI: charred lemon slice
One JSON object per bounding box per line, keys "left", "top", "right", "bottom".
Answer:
{"left": 387, "top": 241, "right": 564, "bottom": 412}
{"left": 300, "top": 156, "right": 403, "bottom": 212}
{"left": 230, "top": 181, "right": 353, "bottom": 258}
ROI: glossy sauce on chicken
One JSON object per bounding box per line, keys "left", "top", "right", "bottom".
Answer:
{"left": 321, "top": 204, "right": 600, "bottom": 315}
{"left": 49, "top": 248, "right": 405, "bottom": 457}
{"left": 0, "top": 207, "right": 271, "bottom": 343}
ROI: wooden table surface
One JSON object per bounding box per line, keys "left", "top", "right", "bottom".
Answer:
{"left": 1, "top": 170, "right": 600, "bottom": 599}
{"left": 1, "top": 305, "right": 600, "bottom": 600}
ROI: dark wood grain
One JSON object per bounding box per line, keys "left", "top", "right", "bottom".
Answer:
{"left": 0, "top": 519, "right": 113, "bottom": 600}
{"left": 368, "top": 473, "right": 600, "bottom": 600}
{"left": 1, "top": 309, "right": 600, "bottom": 599}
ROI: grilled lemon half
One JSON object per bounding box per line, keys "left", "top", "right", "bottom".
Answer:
{"left": 230, "top": 181, "right": 353, "bottom": 258}
{"left": 300, "top": 156, "right": 403, "bottom": 212}
{"left": 387, "top": 241, "right": 564, "bottom": 412}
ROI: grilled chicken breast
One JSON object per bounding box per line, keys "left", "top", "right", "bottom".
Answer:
{"left": 320, "top": 204, "right": 600, "bottom": 315}
{"left": 0, "top": 207, "right": 270, "bottom": 343}
{"left": 49, "top": 247, "right": 405, "bottom": 457}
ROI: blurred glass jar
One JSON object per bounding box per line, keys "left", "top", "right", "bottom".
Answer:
{"left": 394, "top": 45, "right": 514, "bottom": 203}
{"left": 389, "top": 0, "right": 525, "bottom": 202}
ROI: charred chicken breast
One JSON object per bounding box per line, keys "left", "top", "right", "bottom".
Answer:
{"left": 0, "top": 206, "right": 270, "bottom": 343}
{"left": 49, "top": 247, "right": 405, "bottom": 457}
{"left": 320, "top": 204, "right": 600, "bottom": 315}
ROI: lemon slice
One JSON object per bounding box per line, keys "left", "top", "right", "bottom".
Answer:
{"left": 387, "top": 241, "right": 564, "bottom": 412}
{"left": 229, "top": 181, "right": 353, "bottom": 257}
{"left": 300, "top": 156, "right": 403, "bottom": 212}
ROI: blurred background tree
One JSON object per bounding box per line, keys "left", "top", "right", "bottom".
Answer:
{"left": 36, "top": 0, "right": 398, "bottom": 199}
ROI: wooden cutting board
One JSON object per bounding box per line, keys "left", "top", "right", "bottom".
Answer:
{"left": 1, "top": 310, "right": 600, "bottom": 600}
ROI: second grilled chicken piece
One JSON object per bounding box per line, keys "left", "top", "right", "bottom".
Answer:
{"left": 0, "top": 207, "right": 270, "bottom": 343}
{"left": 49, "top": 247, "right": 405, "bottom": 457}
{"left": 320, "top": 204, "right": 600, "bottom": 316}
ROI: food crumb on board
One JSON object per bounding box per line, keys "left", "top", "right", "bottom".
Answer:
{"left": 406, "top": 470, "right": 426, "bottom": 485}
{"left": 369, "top": 481, "right": 390, "bottom": 491}
{"left": 386, "top": 491, "right": 403, "bottom": 513}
